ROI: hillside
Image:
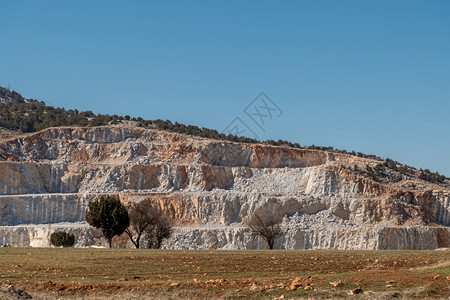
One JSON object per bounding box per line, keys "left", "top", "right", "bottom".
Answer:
{"left": 0, "top": 86, "right": 447, "bottom": 185}
{"left": 0, "top": 86, "right": 449, "bottom": 249}
{"left": 0, "top": 122, "right": 448, "bottom": 249}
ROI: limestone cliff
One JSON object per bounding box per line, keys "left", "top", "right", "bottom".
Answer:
{"left": 0, "top": 125, "right": 448, "bottom": 249}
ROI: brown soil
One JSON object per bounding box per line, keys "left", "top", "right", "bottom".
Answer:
{"left": 0, "top": 248, "right": 449, "bottom": 299}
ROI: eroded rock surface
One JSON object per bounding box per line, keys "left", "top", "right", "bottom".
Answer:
{"left": 0, "top": 125, "right": 448, "bottom": 249}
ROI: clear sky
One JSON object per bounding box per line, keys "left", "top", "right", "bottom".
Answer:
{"left": 1, "top": 1, "right": 449, "bottom": 175}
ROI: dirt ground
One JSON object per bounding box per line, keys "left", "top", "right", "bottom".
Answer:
{"left": 0, "top": 248, "right": 449, "bottom": 299}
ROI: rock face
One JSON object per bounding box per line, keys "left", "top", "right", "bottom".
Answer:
{"left": 0, "top": 125, "right": 449, "bottom": 249}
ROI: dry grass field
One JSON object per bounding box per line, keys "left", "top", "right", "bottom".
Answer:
{"left": 0, "top": 248, "right": 449, "bottom": 299}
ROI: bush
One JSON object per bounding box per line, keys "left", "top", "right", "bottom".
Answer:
{"left": 384, "top": 158, "right": 398, "bottom": 171}
{"left": 418, "top": 169, "right": 446, "bottom": 184}
{"left": 50, "top": 231, "right": 75, "bottom": 247}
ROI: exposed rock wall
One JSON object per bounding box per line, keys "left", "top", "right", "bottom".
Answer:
{"left": 0, "top": 223, "right": 102, "bottom": 247}
{"left": 166, "top": 224, "right": 450, "bottom": 250}
{"left": 0, "top": 193, "right": 91, "bottom": 226}
{"left": 0, "top": 125, "right": 449, "bottom": 249}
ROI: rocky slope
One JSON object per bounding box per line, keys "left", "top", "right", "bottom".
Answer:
{"left": 0, "top": 124, "right": 449, "bottom": 249}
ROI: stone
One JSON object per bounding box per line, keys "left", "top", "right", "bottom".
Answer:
{"left": 350, "top": 287, "right": 362, "bottom": 295}
{"left": 0, "top": 124, "right": 448, "bottom": 249}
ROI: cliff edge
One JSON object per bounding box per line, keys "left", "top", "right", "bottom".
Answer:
{"left": 0, "top": 124, "right": 448, "bottom": 249}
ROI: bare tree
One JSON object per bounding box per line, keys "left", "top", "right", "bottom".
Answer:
{"left": 246, "top": 211, "right": 283, "bottom": 250}
{"left": 145, "top": 208, "right": 173, "bottom": 249}
{"left": 125, "top": 200, "right": 155, "bottom": 248}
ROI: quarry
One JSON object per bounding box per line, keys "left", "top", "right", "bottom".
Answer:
{"left": 0, "top": 124, "right": 448, "bottom": 249}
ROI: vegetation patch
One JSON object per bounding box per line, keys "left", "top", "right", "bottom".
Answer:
{"left": 1, "top": 86, "right": 447, "bottom": 185}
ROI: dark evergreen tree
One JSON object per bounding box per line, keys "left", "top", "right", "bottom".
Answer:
{"left": 85, "top": 196, "right": 130, "bottom": 248}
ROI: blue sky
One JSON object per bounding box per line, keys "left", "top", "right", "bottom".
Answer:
{"left": 1, "top": 1, "right": 449, "bottom": 175}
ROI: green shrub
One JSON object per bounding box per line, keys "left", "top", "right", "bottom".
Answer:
{"left": 50, "top": 231, "right": 75, "bottom": 247}
{"left": 418, "top": 169, "right": 446, "bottom": 184}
